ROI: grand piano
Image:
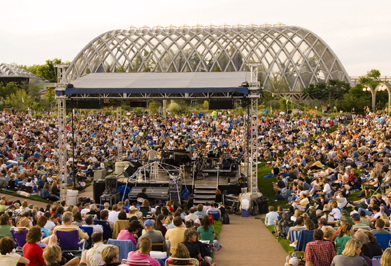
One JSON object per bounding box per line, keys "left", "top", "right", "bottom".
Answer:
{"left": 128, "top": 187, "right": 170, "bottom": 202}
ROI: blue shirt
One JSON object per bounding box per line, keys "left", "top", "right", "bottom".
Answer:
{"left": 265, "top": 211, "right": 280, "bottom": 226}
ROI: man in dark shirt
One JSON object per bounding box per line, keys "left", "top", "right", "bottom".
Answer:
{"left": 273, "top": 174, "right": 286, "bottom": 195}
{"left": 137, "top": 187, "right": 149, "bottom": 203}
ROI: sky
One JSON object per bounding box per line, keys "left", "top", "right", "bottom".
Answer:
{"left": 1, "top": 0, "right": 391, "bottom": 77}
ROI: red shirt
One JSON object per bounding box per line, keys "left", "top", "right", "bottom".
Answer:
{"left": 23, "top": 243, "right": 46, "bottom": 266}
{"left": 304, "top": 240, "right": 336, "bottom": 266}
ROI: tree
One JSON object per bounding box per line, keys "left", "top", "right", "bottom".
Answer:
{"left": 0, "top": 82, "right": 19, "bottom": 99}
{"left": 4, "top": 89, "right": 33, "bottom": 110}
{"left": 303, "top": 79, "right": 350, "bottom": 103}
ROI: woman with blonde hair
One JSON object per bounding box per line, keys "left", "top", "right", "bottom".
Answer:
{"left": 164, "top": 216, "right": 175, "bottom": 229}
{"left": 330, "top": 239, "right": 367, "bottom": 266}
{"left": 101, "top": 245, "right": 120, "bottom": 266}
{"left": 291, "top": 209, "right": 301, "bottom": 222}
{"left": 43, "top": 244, "right": 79, "bottom": 266}
{"left": 381, "top": 248, "right": 391, "bottom": 266}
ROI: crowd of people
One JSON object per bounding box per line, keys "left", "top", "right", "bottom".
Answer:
{"left": 0, "top": 109, "right": 345, "bottom": 197}
{"left": 3, "top": 106, "right": 391, "bottom": 265}
{"left": 0, "top": 195, "right": 225, "bottom": 266}
{"left": 262, "top": 111, "right": 391, "bottom": 266}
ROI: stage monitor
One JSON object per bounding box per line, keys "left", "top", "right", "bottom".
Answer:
{"left": 209, "top": 100, "right": 233, "bottom": 110}
{"left": 130, "top": 101, "right": 147, "bottom": 108}
{"left": 68, "top": 100, "right": 102, "bottom": 109}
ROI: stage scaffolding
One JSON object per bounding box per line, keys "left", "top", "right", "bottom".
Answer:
{"left": 55, "top": 71, "right": 261, "bottom": 195}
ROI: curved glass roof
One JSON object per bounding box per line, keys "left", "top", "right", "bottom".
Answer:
{"left": 66, "top": 24, "right": 350, "bottom": 92}
{"left": 0, "top": 63, "right": 49, "bottom": 83}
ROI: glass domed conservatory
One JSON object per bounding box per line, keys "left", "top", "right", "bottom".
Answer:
{"left": 65, "top": 24, "right": 350, "bottom": 96}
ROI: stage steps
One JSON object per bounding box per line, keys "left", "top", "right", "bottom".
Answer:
{"left": 193, "top": 185, "right": 216, "bottom": 205}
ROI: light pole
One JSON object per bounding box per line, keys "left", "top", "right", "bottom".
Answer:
{"left": 363, "top": 85, "right": 388, "bottom": 112}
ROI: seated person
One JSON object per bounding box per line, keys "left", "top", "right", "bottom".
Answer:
{"left": 275, "top": 212, "right": 294, "bottom": 239}
{"left": 101, "top": 245, "right": 121, "bottom": 266}
{"left": 291, "top": 193, "right": 309, "bottom": 212}
{"left": 265, "top": 206, "right": 280, "bottom": 226}
{"left": 52, "top": 211, "right": 89, "bottom": 241}
{"left": 127, "top": 237, "right": 161, "bottom": 266}
{"left": 137, "top": 220, "right": 166, "bottom": 250}
{"left": 287, "top": 217, "right": 306, "bottom": 242}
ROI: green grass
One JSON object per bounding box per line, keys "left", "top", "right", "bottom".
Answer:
{"left": 212, "top": 220, "right": 222, "bottom": 240}
{"left": 0, "top": 189, "right": 54, "bottom": 203}
{"left": 261, "top": 218, "right": 295, "bottom": 253}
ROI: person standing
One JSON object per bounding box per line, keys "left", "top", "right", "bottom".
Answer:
{"left": 304, "top": 229, "right": 336, "bottom": 266}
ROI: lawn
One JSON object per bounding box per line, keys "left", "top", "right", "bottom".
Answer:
{"left": 257, "top": 121, "right": 356, "bottom": 253}
{"left": 261, "top": 218, "right": 295, "bottom": 253}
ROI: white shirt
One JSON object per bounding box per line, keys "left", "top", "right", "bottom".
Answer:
{"left": 323, "top": 183, "right": 331, "bottom": 194}
{"left": 86, "top": 242, "right": 106, "bottom": 266}
{"left": 330, "top": 208, "right": 342, "bottom": 220}
{"left": 108, "top": 211, "right": 120, "bottom": 224}
{"left": 44, "top": 220, "right": 56, "bottom": 233}
{"left": 81, "top": 208, "right": 91, "bottom": 217}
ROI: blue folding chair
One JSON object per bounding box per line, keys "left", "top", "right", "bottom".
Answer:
{"left": 374, "top": 233, "right": 391, "bottom": 251}
{"left": 107, "top": 238, "right": 137, "bottom": 262}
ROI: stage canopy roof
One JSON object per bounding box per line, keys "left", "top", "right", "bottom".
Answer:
{"left": 58, "top": 72, "right": 249, "bottom": 98}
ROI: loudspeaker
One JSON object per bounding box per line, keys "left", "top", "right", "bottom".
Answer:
{"left": 68, "top": 100, "right": 102, "bottom": 109}
{"left": 130, "top": 101, "right": 147, "bottom": 108}
{"left": 93, "top": 181, "right": 105, "bottom": 203}
{"left": 124, "top": 161, "right": 142, "bottom": 178}
{"left": 287, "top": 110, "right": 292, "bottom": 114}
{"left": 209, "top": 100, "right": 233, "bottom": 110}
{"left": 124, "top": 165, "right": 136, "bottom": 178}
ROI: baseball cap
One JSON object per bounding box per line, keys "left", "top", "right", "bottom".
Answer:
{"left": 351, "top": 213, "right": 360, "bottom": 220}
{"left": 144, "top": 219, "right": 154, "bottom": 227}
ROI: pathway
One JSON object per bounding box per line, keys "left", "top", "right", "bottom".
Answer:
{"left": 214, "top": 214, "right": 287, "bottom": 266}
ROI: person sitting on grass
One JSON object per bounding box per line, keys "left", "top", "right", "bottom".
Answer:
{"left": 265, "top": 206, "right": 280, "bottom": 226}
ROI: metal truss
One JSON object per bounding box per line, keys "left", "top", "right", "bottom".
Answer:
{"left": 55, "top": 65, "right": 69, "bottom": 201}
{"left": 64, "top": 92, "right": 245, "bottom": 100}
{"left": 247, "top": 63, "right": 260, "bottom": 194}
{"left": 65, "top": 24, "right": 351, "bottom": 92}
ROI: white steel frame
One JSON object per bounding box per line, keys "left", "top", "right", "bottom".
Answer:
{"left": 65, "top": 24, "right": 351, "bottom": 93}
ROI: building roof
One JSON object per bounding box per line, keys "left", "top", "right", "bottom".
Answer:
{"left": 0, "top": 63, "right": 49, "bottom": 83}
{"left": 65, "top": 24, "right": 351, "bottom": 91}
{"left": 62, "top": 72, "right": 248, "bottom": 96}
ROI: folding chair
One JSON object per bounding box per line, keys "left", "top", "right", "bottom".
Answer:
{"left": 165, "top": 257, "right": 199, "bottom": 266}
{"left": 80, "top": 226, "right": 94, "bottom": 247}
{"left": 151, "top": 242, "right": 165, "bottom": 252}
{"left": 287, "top": 228, "right": 302, "bottom": 243}
{"left": 155, "top": 206, "right": 161, "bottom": 216}
{"left": 10, "top": 227, "right": 29, "bottom": 251}
{"left": 94, "top": 220, "right": 112, "bottom": 240}
{"left": 121, "top": 259, "right": 150, "bottom": 265}
{"left": 374, "top": 233, "right": 391, "bottom": 251}
{"left": 140, "top": 207, "right": 150, "bottom": 218}
{"left": 107, "top": 238, "right": 137, "bottom": 262}
{"left": 55, "top": 227, "right": 86, "bottom": 253}
{"left": 372, "top": 256, "right": 382, "bottom": 266}
{"left": 295, "top": 230, "right": 315, "bottom": 252}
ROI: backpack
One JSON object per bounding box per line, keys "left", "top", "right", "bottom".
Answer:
{"left": 222, "top": 213, "right": 230, "bottom": 224}
{"left": 208, "top": 215, "right": 215, "bottom": 224}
